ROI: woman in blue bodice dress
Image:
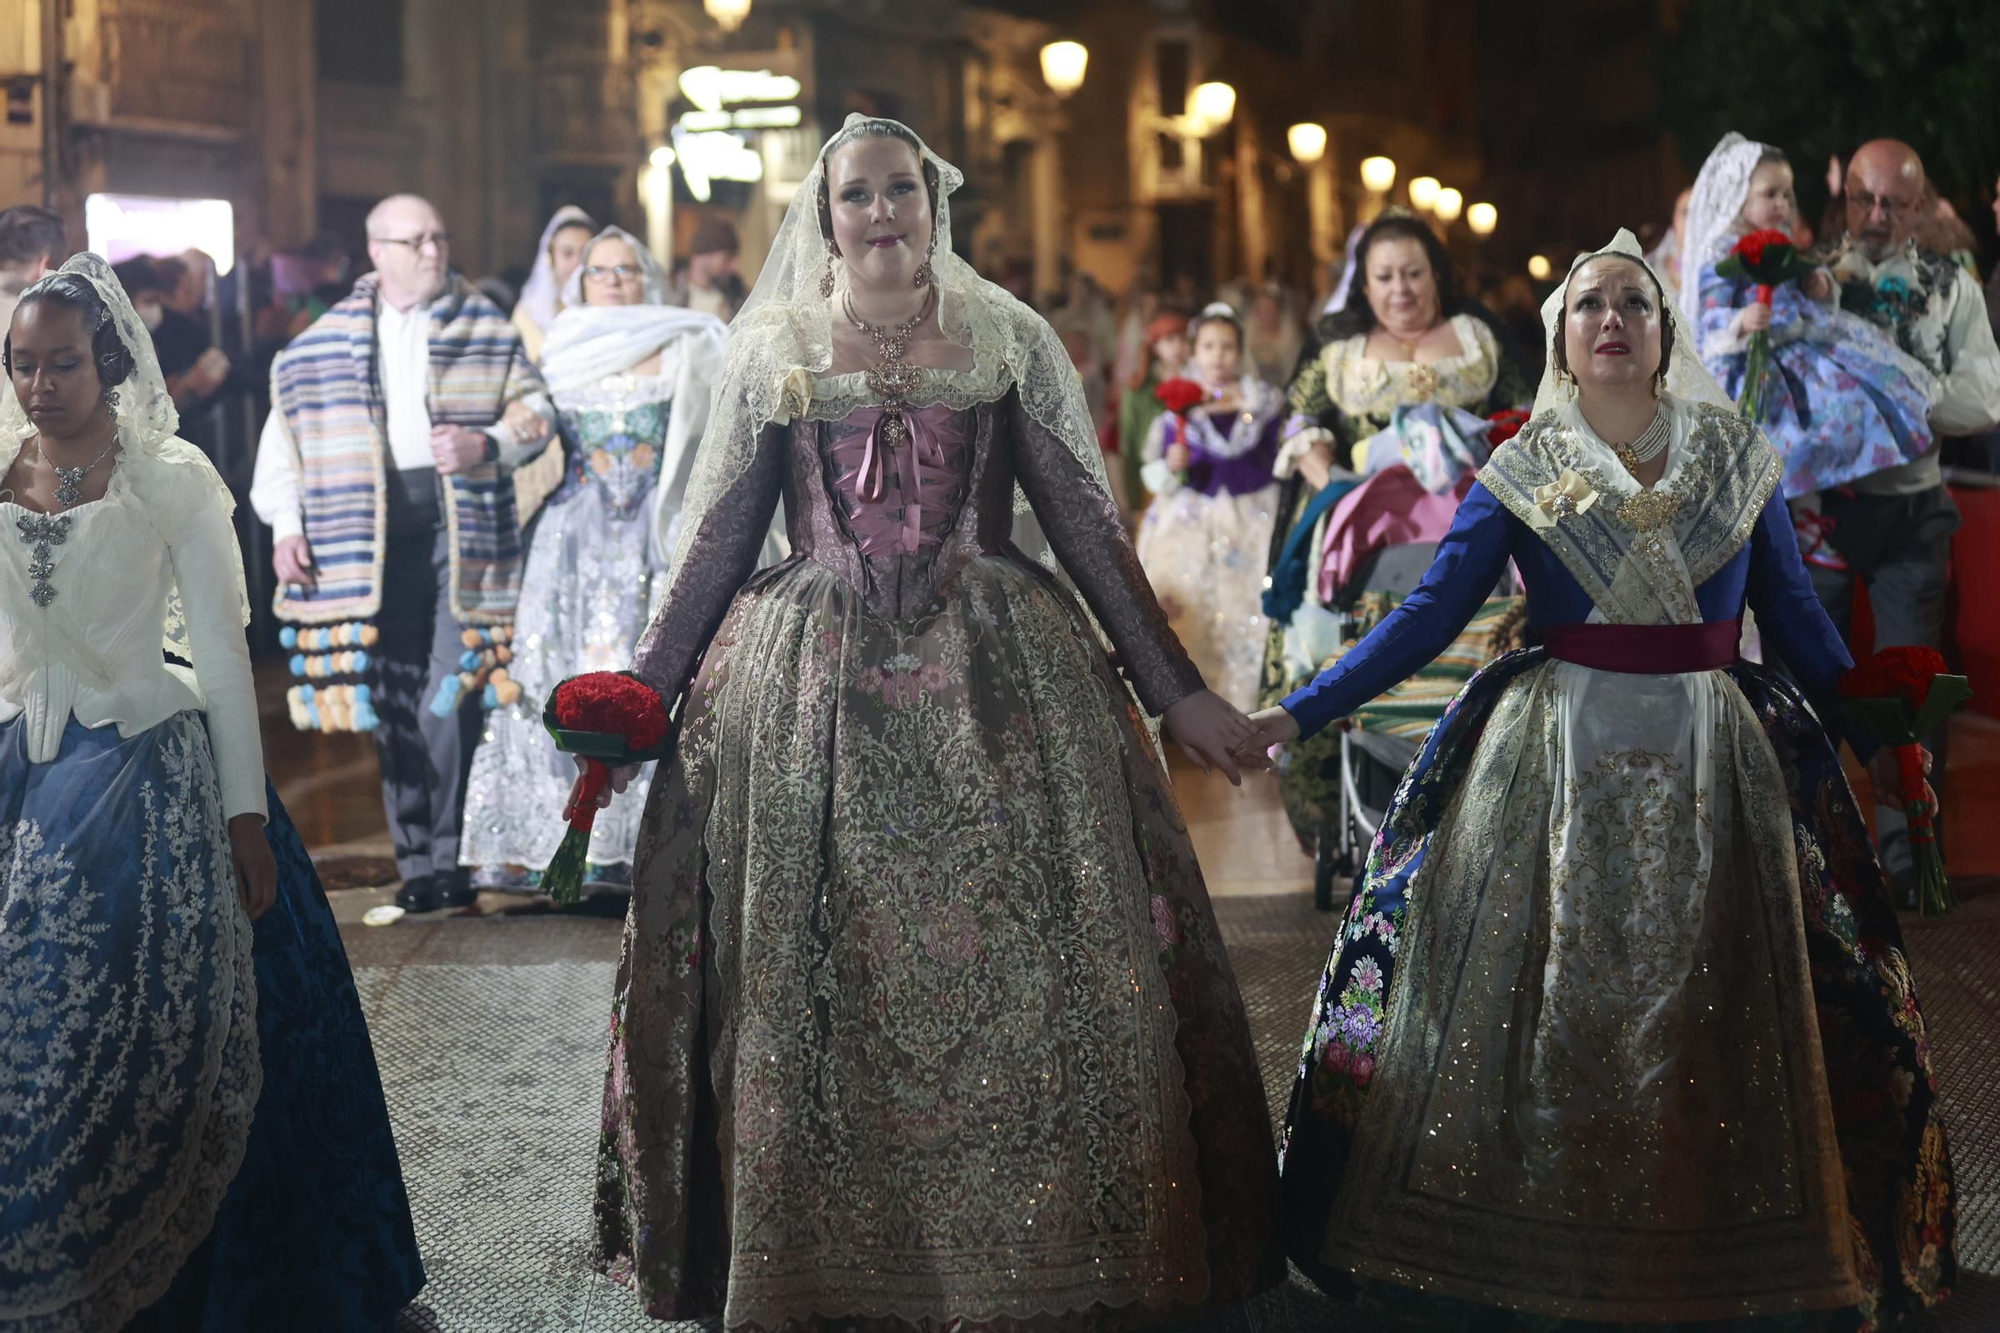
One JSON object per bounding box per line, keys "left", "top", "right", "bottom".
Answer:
{"left": 0, "top": 256, "right": 421, "bottom": 1332}
{"left": 461, "top": 227, "right": 732, "bottom": 891}
{"left": 1245, "top": 233, "right": 1954, "bottom": 1330}
{"left": 1682, "top": 132, "right": 1937, "bottom": 500}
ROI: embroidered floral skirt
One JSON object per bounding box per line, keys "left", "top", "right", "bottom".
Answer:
{"left": 594, "top": 555, "right": 1284, "bottom": 1331}
{"left": 0, "top": 715, "right": 423, "bottom": 1333}
{"left": 1278, "top": 652, "right": 1955, "bottom": 1331}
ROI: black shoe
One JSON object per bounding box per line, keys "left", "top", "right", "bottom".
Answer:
{"left": 438, "top": 868, "right": 479, "bottom": 908}
{"left": 395, "top": 875, "right": 441, "bottom": 913}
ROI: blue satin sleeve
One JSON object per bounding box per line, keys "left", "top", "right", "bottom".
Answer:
{"left": 1281, "top": 482, "right": 1519, "bottom": 739}
{"left": 1743, "top": 491, "right": 1869, "bottom": 756}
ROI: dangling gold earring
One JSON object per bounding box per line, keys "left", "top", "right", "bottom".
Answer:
{"left": 819, "top": 242, "right": 839, "bottom": 300}
{"left": 913, "top": 233, "right": 936, "bottom": 289}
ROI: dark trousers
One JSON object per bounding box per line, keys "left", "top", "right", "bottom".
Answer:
{"left": 371, "top": 469, "right": 482, "bottom": 882}
{"left": 1800, "top": 485, "right": 1960, "bottom": 885}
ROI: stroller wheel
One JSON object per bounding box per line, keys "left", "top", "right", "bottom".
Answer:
{"left": 1314, "top": 826, "right": 1348, "bottom": 912}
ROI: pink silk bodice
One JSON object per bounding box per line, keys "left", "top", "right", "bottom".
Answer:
{"left": 630, "top": 387, "right": 1203, "bottom": 715}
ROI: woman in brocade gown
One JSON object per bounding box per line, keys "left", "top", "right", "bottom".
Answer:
{"left": 0, "top": 257, "right": 422, "bottom": 1332}
{"left": 577, "top": 115, "right": 1285, "bottom": 1332}
{"left": 1261, "top": 210, "right": 1531, "bottom": 856}
{"left": 1245, "top": 233, "right": 1954, "bottom": 1331}
{"left": 462, "top": 227, "right": 727, "bottom": 891}
{"left": 1135, "top": 302, "right": 1283, "bottom": 710}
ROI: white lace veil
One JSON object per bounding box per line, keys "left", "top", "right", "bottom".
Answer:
{"left": 542, "top": 227, "right": 724, "bottom": 400}
{"left": 1678, "top": 131, "right": 1767, "bottom": 323}
{"left": 515, "top": 204, "right": 597, "bottom": 333}
{"left": 0, "top": 252, "right": 248, "bottom": 652}
{"left": 1532, "top": 229, "right": 1735, "bottom": 417}
{"left": 668, "top": 114, "right": 1111, "bottom": 589}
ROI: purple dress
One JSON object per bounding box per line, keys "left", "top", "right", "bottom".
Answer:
{"left": 594, "top": 368, "right": 1284, "bottom": 1330}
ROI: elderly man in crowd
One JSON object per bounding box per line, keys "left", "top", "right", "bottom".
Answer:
{"left": 251, "top": 194, "right": 554, "bottom": 913}
{"left": 1816, "top": 139, "right": 2000, "bottom": 904}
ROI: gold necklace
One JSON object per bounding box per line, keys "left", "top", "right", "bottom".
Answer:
{"left": 843, "top": 284, "right": 937, "bottom": 448}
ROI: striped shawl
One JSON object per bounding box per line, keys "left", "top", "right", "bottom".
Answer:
{"left": 270, "top": 273, "right": 544, "bottom": 624}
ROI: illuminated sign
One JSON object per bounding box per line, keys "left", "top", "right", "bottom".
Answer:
{"left": 678, "top": 105, "right": 804, "bottom": 132}
{"left": 671, "top": 129, "right": 765, "bottom": 202}
{"left": 84, "top": 194, "right": 236, "bottom": 276}
{"left": 677, "top": 65, "right": 802, "bottom": 114}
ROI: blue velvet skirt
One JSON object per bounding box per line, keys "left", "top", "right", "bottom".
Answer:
{"left": 0, "top": 713, "right": 423, "bottom": 1332}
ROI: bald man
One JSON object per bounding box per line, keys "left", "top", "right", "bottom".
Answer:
{"left": 1810, "top": 140, "right": 2000, "bottom": 903}
{"left": 251, "top": 194, "right": 556, "bottom": 912}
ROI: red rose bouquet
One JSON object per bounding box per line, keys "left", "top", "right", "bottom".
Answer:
{"left": 1714, "top": 228, "right": 1818, "bottom": 420}
{"left": 1485, "top": 408, "right": 1531, "bottom": 446}
{"left": 542, "top": 671, "right": 673, "bottom": 904}
{"left": 1154, "top": 377, "right": 1208, "bottom": 481}
{"left": 1837, "top": 646, "right": 1972, "bottom": 917}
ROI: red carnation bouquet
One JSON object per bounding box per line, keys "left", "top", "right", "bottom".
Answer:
{"left": 1154, "top": 377, "right": 1208, "bottom": 482}
{"left": 1837, "top": 646, "right": 1972, "bottom": 917}
{"left": 1714, "top": 228, "right": 1818, "bottom": 420}
{"left": 542, "top": 671, "right": 673, "bottom": 904}
{"left": 1485, "top": 408, "right": 1531, "bottom": 446}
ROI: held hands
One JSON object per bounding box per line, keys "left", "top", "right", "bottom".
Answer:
{"left": 1296, "top": 441, "right": 1336, "bottom": 491}
{"left": 1162, "top": 690, "right": 1254, "bottom": 786}
{"left": 565, "top": 754, "right": 641, "bottom": 820}
{"left": 503, "top": 399, "right": 553, "bottom": 447}
{"left": 1236, "top": 706, "right": 1301, "bottom": 764}
{"left": 273, "top": 534, "right": 317, "bottom": 591}
{"left": 227, "top": 813, "right": 277, "bottom": 920}
{"left": 430, "top": 424, "right": 491, "bottom": 475}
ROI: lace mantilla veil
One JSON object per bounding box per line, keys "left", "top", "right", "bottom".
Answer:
{"left": 0, "top": 251, "right": 250, "bottom": 655}
{"left": 1532, "top": 228, "right": 1736, "bottom": 418}
{"left": 1677, "top": 131, "right": 1767, "bottom": 324}
{"left": 665, "top": 114, "right": 1113, "bottom": 595}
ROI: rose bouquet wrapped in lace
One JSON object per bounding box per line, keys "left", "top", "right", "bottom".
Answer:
{"left": 543, "top": 671, "right": 673, "bottom": 903}
{"left": 1838, "top": 646, "right": 1971, "bottom": 917}
{"left": 1715, "top": 229, "right": 1816, "bottom": 419}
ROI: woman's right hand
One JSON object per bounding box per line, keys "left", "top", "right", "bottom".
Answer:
{"left": 1297, "top": 441, "right": 1336, "bottom": 490}
{"left": 565, "top": 754, "right": 640, "bottom": 820}
{"left": 1736, "top": 302, "right": 1773, "bottom": 336}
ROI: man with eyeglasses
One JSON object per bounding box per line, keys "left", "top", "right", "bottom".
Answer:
{"left": 1813, "top": 140, "right": 2000, "bottom": 906}
{"left": 252, "top": 193, "right": 557, "bottom": 913}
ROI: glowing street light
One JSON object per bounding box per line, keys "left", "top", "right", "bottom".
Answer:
{"left": 703, "top": 0, "right": 751, "bottom": 31}
{"left": 1287, "top": 123, "right": 1327, "bottom": 166}
{"left": 1040, "top": 41, "right": 1088, "bottom": 98}
{"left": 1467, "top": 202, "right": 1497, "bottom": 236}
{"left": 1433, "top": 187, "right": 1464, "bottom": 222}
{"left": 1190, "top": 81, "right": 1237, "bottom": 135}
{"left": 1407, "top": 176, "right": 1440, "bottom": 211}
{"left": 1528, "top": 254, "right": 1553, "bottom": 280}
{"left": 649, "top": 145, "right": 676, "bottom": 171}
{"left": 1359, "top": 156, "right": 1397, "bottom": 193}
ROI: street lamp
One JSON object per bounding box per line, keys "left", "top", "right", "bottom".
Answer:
{"left": 1190, "top": 81, "right": 1237, "bottom": 136}
{"left": 1528, "top": 254, "right": 1553, "bottom": 280}
{"left": 1040, "top": 41, "right": 1088, "bottom": 98}
{"left": 1467, "top": 202, "right": 1497, "bottom": 236}
{"left": 1359, "top": 156, "right": 1396, "bottom": 193}
{"left": 1287, "top": 123, "right": 1327, "bottom": 166}
{"left": 1433, "top": 187, "right": 1464, "bottom": 222}
{"left": 1407, "top": 176, "right": 1440, "bottom": 211}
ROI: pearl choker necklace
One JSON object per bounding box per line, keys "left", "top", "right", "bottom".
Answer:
{"left": 1610, "top": 405, "right": 1670, "bottom": 474}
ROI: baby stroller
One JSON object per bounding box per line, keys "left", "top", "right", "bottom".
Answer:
{"left": 1311, "top": 541, "right": 1524, "bottom": 910}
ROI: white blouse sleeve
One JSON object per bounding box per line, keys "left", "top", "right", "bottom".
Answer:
{"left": 166, "top": 471, "right": 268, "bottom": 821}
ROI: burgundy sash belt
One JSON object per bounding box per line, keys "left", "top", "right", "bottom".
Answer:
{"left": 1541, "top": 619, "right": 1741, "bottom": 674}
